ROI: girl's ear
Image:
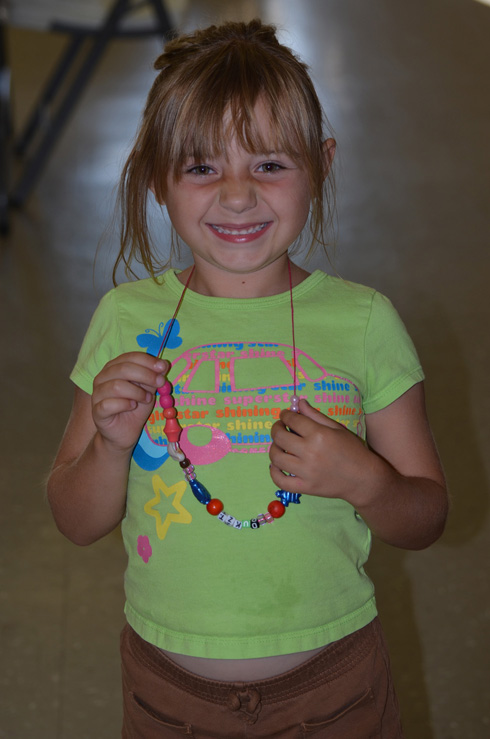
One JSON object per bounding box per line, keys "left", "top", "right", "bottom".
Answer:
{"left": 322, "top": 138, "right": 336, "bottom": 179}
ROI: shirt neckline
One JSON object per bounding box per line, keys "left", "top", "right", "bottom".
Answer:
{"left": 161, "top": 268, "right": 328, "bottom": 308}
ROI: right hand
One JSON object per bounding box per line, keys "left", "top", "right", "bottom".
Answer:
{"left": 92, "top": 352, "right": 169, "bottom": 453}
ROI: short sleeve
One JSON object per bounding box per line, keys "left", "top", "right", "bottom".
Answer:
{"left": 70, "top": 290, "right": 123, "bottom": 395}
{"left": 363, "top": 292, "right": 424, "bottom": 414}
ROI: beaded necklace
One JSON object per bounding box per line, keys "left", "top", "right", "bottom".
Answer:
{"left": 154, "top": 262, "right": 302, "bottom": 531}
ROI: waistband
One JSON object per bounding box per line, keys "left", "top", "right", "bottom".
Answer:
{"left": 124, "top": 617, "right": 379, "bottom": 706}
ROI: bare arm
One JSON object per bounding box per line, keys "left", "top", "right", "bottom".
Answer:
{"left": 358, "top": 382, "right": 447, "bottom": 548}
{"left": 269, "top": 383, "right": 448, "bottom": 550}
{"left": 47, "top": 353, "right": 168, "bottom": 546}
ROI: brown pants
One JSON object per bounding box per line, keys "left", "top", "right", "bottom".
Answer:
{"left": 120, "top": 618, "right": 403, "bottom": 738}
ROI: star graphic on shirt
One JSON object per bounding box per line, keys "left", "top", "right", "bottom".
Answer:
{"left": 144, "top": 475, "right": 192, "bottom": 541}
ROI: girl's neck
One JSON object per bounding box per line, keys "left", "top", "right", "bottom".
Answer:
{"left": 176, "top": 257, "right": 310, "bottom": 299}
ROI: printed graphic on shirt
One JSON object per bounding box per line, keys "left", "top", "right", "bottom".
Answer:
{"left": 134, "top": 339, "right": 365, "bottom": 471}
{"left": 136, "top": 319, "right": 183, "bottom": 355}
{"left": 134, "top": 334, "right": 364, "bottom": 544}
{"left": 137, "top": 535, "right": 152, "bottom": 563}
{"left": 143, "top": 475, "right": 192, "bottom": 539}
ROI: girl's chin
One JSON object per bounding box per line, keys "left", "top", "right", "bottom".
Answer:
{"left": 198, "top": 255, "right": 288, "bottom": 277}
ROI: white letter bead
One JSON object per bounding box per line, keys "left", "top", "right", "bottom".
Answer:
{"left": 218, "top": 512, "right": 242, "bottom": 528}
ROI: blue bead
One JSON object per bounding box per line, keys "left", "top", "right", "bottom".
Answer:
{"left": 275, "top": 490, "right": 302, "bottom": 507}
{"left": 189, "top": 478, "right": 212, "bottom": 504}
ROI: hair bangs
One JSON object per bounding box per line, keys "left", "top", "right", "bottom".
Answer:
{"left": 159, "top": 41, "right": 319, "bottom": 183}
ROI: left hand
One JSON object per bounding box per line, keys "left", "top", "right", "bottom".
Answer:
{"left": 269, "top": 399, "right": 379, "bottom": 503}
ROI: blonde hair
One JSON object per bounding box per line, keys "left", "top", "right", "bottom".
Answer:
{"left": 115, "top": 19, "right": 335, "bottom": 282}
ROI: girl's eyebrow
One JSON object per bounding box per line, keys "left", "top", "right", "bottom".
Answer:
{"left": 262, "top": 151, "right": 301, "bottom": 162}
{"left": 252, "top": 150, "right": 293, "bottom": 159}
{"left": 182, "top": 149, "right": 296, "bottom": 164}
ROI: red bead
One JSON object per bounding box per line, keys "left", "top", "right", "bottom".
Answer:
{"left": 164, "top": 418, "right": 182, "bottom": 442}
{"left": 163, "top": 407, "right": 177, "bottom": 418}
{"left": 268, "top": 500, "right": 286, "bottom": 518}
{"left": 206, "top": 499, "right": 224, "bottom": 516}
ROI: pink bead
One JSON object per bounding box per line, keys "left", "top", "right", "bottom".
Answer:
{"left": 160, "top": 394, "right": 175, "bottom": 409}
{"left": 158, "top": 381, "right": 172, "bottom": 396}
{"left": 290, "top": 394, "right": 300, "bottom": 412}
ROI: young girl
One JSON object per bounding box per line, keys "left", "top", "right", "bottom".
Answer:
{"left": 47, "top": 19, "right": 448, "bottom": 738}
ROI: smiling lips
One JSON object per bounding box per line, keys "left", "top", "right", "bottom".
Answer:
{"left": 208, "top": 222, "right": 271, "bottom": 243}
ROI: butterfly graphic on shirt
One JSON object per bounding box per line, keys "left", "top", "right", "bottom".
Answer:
{"left": 133, "top": 320, "right": 183, "bottom": 472}
{"left": 136, "top": 320, "right": 183, "bottom": 356}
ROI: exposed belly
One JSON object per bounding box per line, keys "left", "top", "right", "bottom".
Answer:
{"left": 160, "top": 647, "right": 324, "bottom": 681}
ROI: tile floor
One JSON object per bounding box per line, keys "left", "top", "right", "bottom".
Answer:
{"left": 1, "top": 0, "right": 489, "bottom": 737}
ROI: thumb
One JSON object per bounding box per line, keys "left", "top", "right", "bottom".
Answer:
{"left": 297, "top": 399, "right": 342, "bottom": 429}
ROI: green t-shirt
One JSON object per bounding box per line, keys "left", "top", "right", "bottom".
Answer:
{"left": 71, "top": 269, "right": 424, "bottom": 658}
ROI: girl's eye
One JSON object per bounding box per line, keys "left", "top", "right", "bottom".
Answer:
{"left": 187, "top": 164, "right": 214, "bottom": 176}
{"left": 257, "top": 162, "right": 284, "bottom": 173}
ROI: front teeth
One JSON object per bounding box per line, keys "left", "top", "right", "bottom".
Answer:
{"left": 212, "top": 223, "right": 267, "bottom": 235}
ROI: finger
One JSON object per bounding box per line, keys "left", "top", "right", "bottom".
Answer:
{"left": 269, "top": 428, "right": 304, "bottom": 462}
{"left": 281, "top": 401, "right": 341, "bottom": 433}
{"left": 270, "top": 419, "right": 290, "bottom": 445}
{"left": 106, "top": 352, "right": 169, "bottom": 372}
{"left": 269, "top": 463, "right": 304, "bottom": 493}
{"left": 299, "top": 399, "right": 339, "bottom": 426}
{"left": 95, "top": 360, "right": 167, "bottom": 392}
{"left": 102, "top": 354, "right": 169, "bottom": 384}
{"left": 269, "top": 441, "right": 301, "bottom": 471}
{"left": 93, "top": 378, "right": 154, "bottom": 407}
{"left": 269, "top": 422, "right": 307, "bottom": 466}
{"left": 93, "top": 396, "right": 140, "bottom": 420}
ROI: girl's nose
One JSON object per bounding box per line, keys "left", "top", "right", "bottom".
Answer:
{"left": 219, "top": 176, "right": 257, "bottom": 213}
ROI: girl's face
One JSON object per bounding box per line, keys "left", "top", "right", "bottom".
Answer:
{"left": 163, "top": 102, "right": 312, "bottom": 293}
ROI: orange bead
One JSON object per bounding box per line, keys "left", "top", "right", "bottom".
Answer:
{"left": 163, "top": 407, "right": 177, "bottom": 419}
{"left": 206, "top": 499, "right": 224, "bottom": 516}
{"left": 268, "top": 500, "right": 286, "bottom": 518}
{"left": 164, "top": 418, "right": 182, "bottom": 442}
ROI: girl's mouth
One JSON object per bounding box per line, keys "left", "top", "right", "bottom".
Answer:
{"left": 208, "top": 222, "right": 271, "bottom": 243}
